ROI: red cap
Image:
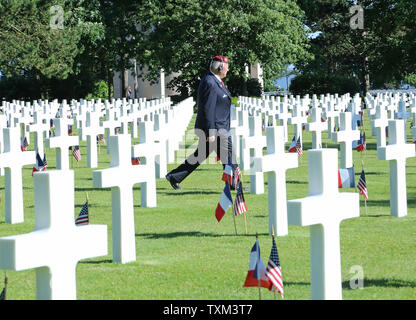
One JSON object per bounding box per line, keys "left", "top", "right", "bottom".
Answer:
{"left": 212, "top": 55, "right": 229, "bottom": 64}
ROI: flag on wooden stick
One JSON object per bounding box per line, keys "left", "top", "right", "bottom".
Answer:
{"left": 267, "top": 237, "right": 284, "bottom": 299}
{"left": 233, "top": 166, "right": 242, "bottom": 187}
{"left": 233, "top": 181, "right": 247, "bottom": 216}
{"left": 356, "top": 132, "right": 367, "bottom": 152}
{"left": 75, "top": 201, "right": 89, "bottom": 226}
{"left": 72, "top": 145, "right": 81, "bottom": 162}
{"left": 221, "top": 159, "right": 233, "bottom": 186}
{"left": 357, "top": 168, "right": 368, "bottom": 200}
{"left": 215, "top": 182, "right": 233, "bottom": 222}
{"left": 32, "top": 152, "right": 47, "bottom": 176}
{"left": 243, "top": 239, "right": 270, "bottom": 289}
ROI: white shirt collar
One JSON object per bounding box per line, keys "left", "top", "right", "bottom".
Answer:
{"left": 210, "top": 71, "right": 222, "bottom": 84}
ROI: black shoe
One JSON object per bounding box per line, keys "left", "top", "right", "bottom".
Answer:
{"left": 166, "top": 173, "right": 181, "bottom": 190}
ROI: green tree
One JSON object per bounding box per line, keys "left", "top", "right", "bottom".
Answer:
{"left": 294, "top": 0, "right": 416, "bottom": 94}
{"left": 135, "top": 0, "right": 311, "bottom": 97}
{"left": 0, "top": 0, "right": 82, "bottom": 79}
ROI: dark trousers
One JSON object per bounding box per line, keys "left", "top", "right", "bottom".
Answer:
{"left": 168, "top": 130, "right": 238, "bottom": 185}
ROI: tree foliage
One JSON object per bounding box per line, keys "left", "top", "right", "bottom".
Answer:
{"left": 135, "top": 0, "right": 311, "bottom": 97}
{"left": 0, "top": 0, "right": 83, "bottom": 79}
{"left": 0, "top": 0, "right": 311, "bottom": 100}
{"left": 292, "top": 0, "right": 416, "bottom": 94}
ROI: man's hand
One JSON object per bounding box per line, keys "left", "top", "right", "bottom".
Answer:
{"left": 207, "top": 135, "right": 216, "bottom": 143}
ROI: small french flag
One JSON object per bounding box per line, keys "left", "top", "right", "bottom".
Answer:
{"left": 243, "top": 239, "right": 270, "bottom": 289}
{"left": 215, "top": 183, "right": 233, "bottom": 222}
{"left": 338, "top": 167, "right": 356, "bottom": 188}
{"left": 221, "top": 162, "right": 233, "bottom": 186}
{"left": 288, "top": 135, "right": 297, "bottom": 153}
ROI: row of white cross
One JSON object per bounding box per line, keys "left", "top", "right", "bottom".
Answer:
{"left": 229, "top": 92, "right": 415, "bottom": 299}
{"left": 0, "top": 89, "right": 415, "bottom": 300}
{"left": 0, "top": 96, "right": 194, "bottom": 299}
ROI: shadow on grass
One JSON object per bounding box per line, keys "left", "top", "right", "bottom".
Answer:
{"left": 284, "top": 278, "right": 416, "bottom": 290}
{"left": 287, "top": 180, "right": 308, "bottom": 185}
{"left": 365, "top": 200, "right": 390, "bottom": 207}
{"left": 342, "top": 278, "right": 416, "bottom": 289}
{"left": 356, "top": 171, "right": 384, "bottom": 176}
{"left": 366, "top": 198, "right": 416, "bottom": 209}
{"left": 363, "top": 214, "right": 389, "bottom": 218}
{"left": 282, "top": 281, "right": 310, "bottom": 286}
{"left": 136, "top": 231, "right": 269, "bottom": 239}
{"left": 80, "top": 259, "right": 113, "bottom": 264}
{"left": 75, "top": 187, "right": 111, "bottom": 192}
{"left": 161, "top": 190, "right": 220, "bottom": 196}
{"left": 364, "top": 142, "right": 378, "bottom": 151}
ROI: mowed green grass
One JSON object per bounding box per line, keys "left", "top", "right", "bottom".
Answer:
{"left": 0, "top": 106, "right": 416, "bottom": 300}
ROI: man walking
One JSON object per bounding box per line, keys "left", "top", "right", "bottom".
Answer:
{"left": 166, "top": 55, "right": 238, "bottom": 190}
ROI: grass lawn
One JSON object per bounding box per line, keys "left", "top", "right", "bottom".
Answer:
{"left": 0, "top": 103, "right": 416, "bottom": 300}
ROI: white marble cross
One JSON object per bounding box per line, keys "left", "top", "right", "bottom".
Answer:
{"left": 349, "top": 101, "right": 362, "bottom": 132}
{"left": 371, "top": 104, "right": 389, "bottom": 148}
{"left": 13, "top": 106, "right": 32, "bottom": 145}
{"left": 101, "top": 108, "right": 120, "bottom": 155}
{"left": 253, "top": 126, "right": 298, "bottom": 236}
{"left": 288, "top": 105, "right": 308, "bottom": 145}
{"left": 306, "top": 107, "right": 327, "bottom": 149}
{"left": 0, "top": 127, "right": 36, "bottom": 224}
{"left": 74, "top": 104, "right": 87, "bottom": 129}
{"left": 323, "top": 101, "right": 339, "bottom": 139}
{"left": 46, "top": 118, "right": 79, "bottom": 170}
{"left": 331, "top": 112, "right": 360, "bottom": 168}
{"left": 245, "top": 116, "right": 266, "bottom": 194}
{"left": 152, "top": 114, "right": 169, "bottom": 178}
{"left": 79, "top": 111, "right": 104, "bottom": 168}
{"left": 0, "top": 113, "right": 8, "bottom": 176}
{"left": 287, "top": 149, "right": 359, "bottom": 300}
{"left": 132, "top": 120, "right": 166, "bottom": 180}
{"left": 394, "top": 99, "right": 412, "bottom": 142}
{"left": 377, "top": 120, "right": 415, "bottom": 217}
{"left": 275, "top": 102, "right": 291, "bottom": 142}
{"left": 93, "top": 134, "right": 156, "bottom": 264}
{"left": 128, "top": 102, "right": 141, "bottom": 139}
{"left": 0, "top": 170, "right": 107, "bottom": 299}
{"left": 26, "top": 111, "right": 49, "bottom": 157}
{"left": 118, "top": 103, "right": 133, "bottom": 135}
{"left": 163, "top": 108, "right": 177, "bottom": 164}
{"left": 237, "top": 109, "right": 251, "bottom": 171}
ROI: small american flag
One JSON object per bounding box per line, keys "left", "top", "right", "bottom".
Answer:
{"left": 32, "top": 152, "right": 47, "bottom": 176}
{"left": 68, "top": 125, "right": 73, "bottom": 135}
{"left": 357, "top": 169, "right": 368, "bottom": 200}
{"left": 75, "top": 201, "right": 89, "bottom": 226}
{"left": 43, "top": 153, "right": 48, "bottom": 169}
{"left": 23, "top": 137, "right": 28, "bottom": 148}
{"left": 267, "top": 237, "right": 284, "bottom": 299}
{"left": 296, "top": 137, "right": 303, "bottom": 156}
{"left": 73, "top": 145, "right": 81, "bottom": 162}
{"left": 233, "top": 181, "right": 247, "bottom": 216}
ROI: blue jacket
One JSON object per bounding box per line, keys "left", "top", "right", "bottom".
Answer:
{"left": 195, "top": 72, "right": 232, "bottom": 136}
